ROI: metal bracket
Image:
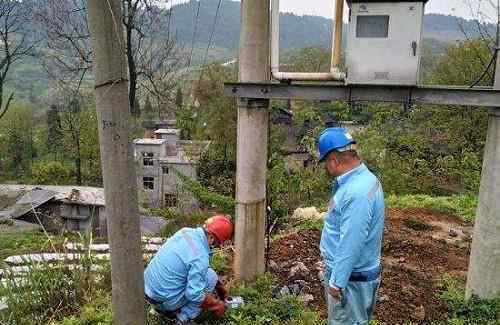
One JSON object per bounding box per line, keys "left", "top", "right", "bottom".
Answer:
{"left": 237, "top": 97, "right": 270, "bottom": 109}
{"left": 226, "top": 82, "right": 500, "bottom": 108}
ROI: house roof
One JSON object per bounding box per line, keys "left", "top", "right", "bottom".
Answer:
{"left": 133, "top": 138, "right": 167, "bottom": 145}
{"left": 0, "top": 185, "right": 105, "bottom": 212}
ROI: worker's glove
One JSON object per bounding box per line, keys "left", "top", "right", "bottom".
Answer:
{"left": 200, "top": 293, "right": 225, "bottom": 318}
{"left": 215, "top": 280, "right": 229, "bottom": 300}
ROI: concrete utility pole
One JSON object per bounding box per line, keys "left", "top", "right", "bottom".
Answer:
{"left": 234, "top": 0, "right": 270, "bottom": 280}
{"left": 466, "top": 40, "right": 500, "bottom": 298}
{"left": 87, "top": 1, "right": 146, "bottom": 323}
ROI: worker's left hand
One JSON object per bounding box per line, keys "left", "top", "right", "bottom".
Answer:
{"left": 215, "top": 280, "right": 229, "bottom": 300}
{"left": 329, "top": 285, "right": 342, "bottom": 300}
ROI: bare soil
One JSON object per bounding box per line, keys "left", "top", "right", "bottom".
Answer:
{"left": 269, "top": 208, "right": 472, "bottom": 324}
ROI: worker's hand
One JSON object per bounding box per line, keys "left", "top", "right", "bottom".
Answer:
{"left": 215, "top": 280, "right": 229, "bottom": 300}
{"left": 329, "top": 285, "right": 342, "bottom": 300}
{"left": 200, "top": 293, "right": 226, "bottom": 318}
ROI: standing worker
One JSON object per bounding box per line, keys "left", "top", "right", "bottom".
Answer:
{"left": 317, "top": 128, "right": 385, "bottom": 324}
{"left": 144, "top": 215, "right": 233, "bottom": 324}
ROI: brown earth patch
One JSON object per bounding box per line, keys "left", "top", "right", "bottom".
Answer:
{"left": 268, "top": 208, "right": 472, "bottom": 324}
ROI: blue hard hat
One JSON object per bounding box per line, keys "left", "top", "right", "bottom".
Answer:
{"left": 317, "top": 128, "right": 356, "bottom": 162}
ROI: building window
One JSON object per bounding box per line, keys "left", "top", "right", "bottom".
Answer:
{"left": 162, "top": 166, "right": 169, "bottom": 174}
{"left": 356, "top": 15, "right": 390, "bottom": 38}
{"left": 143, "top": 177, "right": 154, "bottom": 190}
{"left": 142, "top": 152, "right": 154, "bottom": 166}
{"left": 164, "top": 194, "right": 177, "bottom": 208}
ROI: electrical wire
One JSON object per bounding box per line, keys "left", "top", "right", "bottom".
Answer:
{"left": 187, "top": 0, "right": 201, "bottom": 69}
{"left": 470, "top": 0, "right": 500, "bottom": 87}
{"left": 470, "top": 50, "right": 497, "bottom": 88}
{"left": 201, "top": 0, "right": 223, "bottom": 69}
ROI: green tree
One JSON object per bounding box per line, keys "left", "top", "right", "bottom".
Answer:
{"left": 32, "top": 161, "right": 73, "bottom": 185}
{"left": 131, "top": 97, "right": 141, "bottom": 118}
{"left": 0, "top": 105, "right": 34, "bottom": 179}
{"left": 175, "top": 87, "right": 183, "bottom": 109}
{"left": 46, "top": 104, "right": 63, "bottom": 160}
{"left": 143, "top": 96, "right": 154, "bottom": 120}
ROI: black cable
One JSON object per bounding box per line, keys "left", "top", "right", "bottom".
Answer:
{"left": 202, "top": 0, "right": 223, "bottom": 69}
{"left": 166, "top": 0, "right": 174, "bottom": 43}
{"left": 470, "top": 49, "right": 497, "bottom": 88}
{"left": 187, "top": 0, "right": 201, "bottom": 69}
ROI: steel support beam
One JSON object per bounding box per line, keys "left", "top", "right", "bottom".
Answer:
{"left": 225, "top": 82, "right": 500, "bottom": 107}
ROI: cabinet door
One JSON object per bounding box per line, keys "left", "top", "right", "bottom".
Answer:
{"left": 347, "top": 2, "right": 423, "bottom": 85}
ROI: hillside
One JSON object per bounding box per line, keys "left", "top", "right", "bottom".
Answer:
{"left": 6, "top": 0, "right": 497, "bottom": 103}
{"left": 169, "top": 0, "right": 496, "bottom": 51}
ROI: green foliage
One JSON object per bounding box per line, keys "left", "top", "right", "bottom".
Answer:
{"left": 357, "top": 103, "right": 487, "bottom": 196}
{"left": 0, "top": 264, "right": 85, "bottom": 324}
{"left": 31, "top": 161, "right": 74, "bottom": 185}
{"left": 0, "top": 105, "right": 35, "bottom": 179}
{"left": 46, "top": 104, "right": 63, "bottom": 158}
{"left": 212, "top": 274, "right": 322, "bottom": 325}
{"left": 57, "top": 293, "right": 113, "bottom": 325}
{"left": 0, "top": 231, "right": 61, "bottom": 260}
{"left": 131, "top": 97, "right": 141, "bottom": 118}
{"left": 198, "top": 143, "right": 236, "bottom": 197}
{"left": 210, "top": 247, "right": 230, "bottom": 275}
{"left": 155, "top": 207, "right": 211, "bottom": 237}
{"left": 143, "top": 96, "right": 154, "bottom": 119}
{"left": 430, "top": 39, "right": 494, "bottom": 87}
{"left": 386, "top": 194, "right": 478, "bottom": 221}
{"left": 175, "top": 169, "right": 235, "bottom": 214}
{"left": 440, "top": 275, "right": 500, "bottom": 325}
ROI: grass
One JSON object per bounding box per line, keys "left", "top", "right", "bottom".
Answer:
{"left": 439, "top": 275, "right": 500, "bottom": 325}
{"left": 0, "top": 231, "right": 66, "bottom": 261}
{"left": 210, "top": 274, "right": 322, "bottom": 325}
{"left": 386, "top": 194, "right": 478, "bottom": 221}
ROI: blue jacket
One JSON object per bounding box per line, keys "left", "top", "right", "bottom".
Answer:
{"left": 144, "top": 227, "right": 211, "bottom": 306}
{"left": 320, "top": 163, "right": 385, "bottom": 289}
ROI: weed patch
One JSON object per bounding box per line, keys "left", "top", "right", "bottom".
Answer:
{"left": 440, "top": 275, "right": 500, "bottom": 325}
{"left": 0, "top": 231, "right": 64, "bottom": 261}
{"left": 387, "top": 194, "right": 477, "bottom": 221}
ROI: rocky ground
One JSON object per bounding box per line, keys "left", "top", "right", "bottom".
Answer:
{"left": 268, "top": 208, "right": 472, "bottom": 324}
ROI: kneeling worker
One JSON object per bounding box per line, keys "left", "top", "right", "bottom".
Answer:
{"left": 144, "top": 215, "right": 233, "bottom": 324}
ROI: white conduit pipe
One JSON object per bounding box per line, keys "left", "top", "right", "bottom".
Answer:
{"left": 271, "top": 0, "right": 346, "bottom": 81}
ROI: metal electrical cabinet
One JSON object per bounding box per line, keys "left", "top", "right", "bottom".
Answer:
{"left": 346, "top": 0, "right": 428, "bottom": 86}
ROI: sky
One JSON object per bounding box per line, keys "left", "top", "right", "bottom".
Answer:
{"left": 279, "top": 0, "right": 482, "bottom": 19}
{"left": 168, "top": 0, "right": 498, "bottom": 22}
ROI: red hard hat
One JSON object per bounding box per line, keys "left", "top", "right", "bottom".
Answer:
{"left": 204, "top": 215, "right": 233, "bottom": 242}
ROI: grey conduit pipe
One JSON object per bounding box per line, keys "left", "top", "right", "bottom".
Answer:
{"left": 271, "top": 0, "right": 346, "bottom": 81}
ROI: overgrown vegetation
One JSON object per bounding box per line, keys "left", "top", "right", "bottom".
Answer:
{"left": 387, "top": 194, "right": 478, "bottom": 221}
{"left": 440, "top": 275, "right": 500, "bottom": 325}
{"left": 0, "top": 231, "right": 63, "bottom": 260}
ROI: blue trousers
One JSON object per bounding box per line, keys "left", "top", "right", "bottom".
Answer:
{"left": 324, "top": 268, "right": 381, "bottom": 325}
{"left": 150, "top": 268, "right": 218, "bottom": 321}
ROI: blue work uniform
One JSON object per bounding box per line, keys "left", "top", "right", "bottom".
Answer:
{"left": 144, "top": 227, "right": 218, "bottom": 321}
{"left": 320, "top": 163, "right": 385, "bottom": 324}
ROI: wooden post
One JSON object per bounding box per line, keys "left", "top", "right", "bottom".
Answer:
{"left": 87, "top": 1, "right": 146, "bottom": 323}
{"left": 466, "top": 41, "right": 500, "bottom": 298}
{"left": 234, "top": 0, "right": 270, "bottom": 280}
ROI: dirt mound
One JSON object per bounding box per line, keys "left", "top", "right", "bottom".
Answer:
{"left": 269, "top": 208, "right": 472, "bottom": 324}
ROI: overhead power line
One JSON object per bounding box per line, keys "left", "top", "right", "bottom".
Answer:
{"left": 187, "top": 0, "right": 201, "bottom": 69}
{"left": 201, "top": 0, "right": 223, "bottom": 69}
